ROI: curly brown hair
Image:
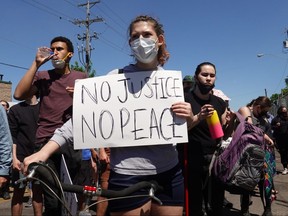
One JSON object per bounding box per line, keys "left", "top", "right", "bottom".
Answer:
{"left": 128, "top": 15, "right": 170, "bottom": 66}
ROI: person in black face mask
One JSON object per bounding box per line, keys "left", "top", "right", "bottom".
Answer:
{"left": 271, "top": 106, "right": 288, "bottom": 175}
{"left": 238, "top": 96, "right": 275, "bottom": 216}
{"left": 182, "top": 62, "right": 228, "bottom": 216}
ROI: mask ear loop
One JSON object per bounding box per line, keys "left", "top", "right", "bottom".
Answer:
{"left": 62, "top": 52, "right": 72, "bottom": 61}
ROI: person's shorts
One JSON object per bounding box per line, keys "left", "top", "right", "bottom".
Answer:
{"left": 73, "top": 159, "right": 94, "bottom": 186}
{"left": 12, "top": 168, "right": 26, "bottom": 189}
{"left": 108, "top": 164, "right": 184, "bottom": 212}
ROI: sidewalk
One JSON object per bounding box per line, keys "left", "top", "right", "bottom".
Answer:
{"left": 0, "top": 189, "right": 33, "bottom": 216}
{"left": 223, "top": 150, "right": 288, "bottom": 216}
{"left": 0, "top": 151, "right": 287, "bottom": 216}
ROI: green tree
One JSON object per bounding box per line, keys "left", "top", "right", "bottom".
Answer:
{"left": 270, "top": 93, "right": 279, "bottom": 102}
{"left": 70, "top": 61, "right": 95, "bottom": 78}
{"left": 282, "top": 88, "right": 288, "bottom": 96}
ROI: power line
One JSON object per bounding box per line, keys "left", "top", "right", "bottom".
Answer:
{"left": 0, "top": 62, "right": 29, "bottom": 70}
{"left": 72, "top": 0, "right": 104, "bottom": 74}
{"left": 94, "top": 1, "right": 127, "bottom": 35}
{"left": 97, "top": 34, "right": 130, "bottom": 55}
{"left": 85, "top": 0, "right": 129, "bottom": 52}
{"left": 101, "top": 1, "right": 128, "bottom": 27}
{"left": 19, "top": 0, "right": 130, "bottom": 70}
{"left": 23, "top": 0, "right": 76, "bottom": 23}
{"left": 23, "top": 0, "right": 129, "bottom": 58}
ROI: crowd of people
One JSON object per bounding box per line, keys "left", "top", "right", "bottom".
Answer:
{"left": 0, "top": 14, "right": 287, "bottom": 216}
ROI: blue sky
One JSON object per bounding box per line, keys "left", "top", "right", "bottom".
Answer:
{"left": 1, "top": 0, "right": 288, "bottom": 111}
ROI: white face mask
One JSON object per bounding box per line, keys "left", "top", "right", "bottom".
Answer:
{"left": 51, "top": 53, "right": 70, "bottom": 69}
{"left": 130, "top": 37, "right": 158, "bottom": 64}
{"left": 52, "top": 59, "right": 66, "bottom": 69}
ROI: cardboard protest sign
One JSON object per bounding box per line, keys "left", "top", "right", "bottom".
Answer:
{"left": 60, "top": 155, "right": 77, "bottom": 216}
{"left": 73, "top": 70, "right": 188, "bottom": 149}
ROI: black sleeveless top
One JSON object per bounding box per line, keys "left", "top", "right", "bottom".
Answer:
{"left": 185, "top": 91, "right": 227, "bottom": 155}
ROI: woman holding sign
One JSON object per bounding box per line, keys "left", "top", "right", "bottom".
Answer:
{"left": 23, "top": 15, "right": 187, "bottom": 216}
{"left": 105, "top": 15, "right": 185, "bottom": 216}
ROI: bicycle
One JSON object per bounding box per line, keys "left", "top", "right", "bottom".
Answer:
{"left": 16, "top": 161, "right": 163, "bottom": 216}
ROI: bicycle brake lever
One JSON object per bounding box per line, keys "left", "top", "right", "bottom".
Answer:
{"left": 14, "top": 164, "right": 38, "bottom": 185}
{"left": 14, "top": 169, "right": 35, "bottom": 185}
{"left": 149, "top": 188, "right": 163, "bottom": 205}
{"left": 14, "top": 177, "right": 27, "bottom": 185}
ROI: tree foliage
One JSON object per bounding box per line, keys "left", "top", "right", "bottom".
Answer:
{"left": 282, "top": 88, "right": 288, "bottom": 96}
{"left": 270, "top": 87, "right": 288, "bottom": 105}
{"left": 270, "top": 93, "right": 279, "bottom": 102}
{"left": 70, "top": 61, "right": 96, "bottom": 78}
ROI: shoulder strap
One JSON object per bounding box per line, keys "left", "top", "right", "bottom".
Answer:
{"left": 235, "top": 112, "right": 245, "bottom": 122}
{"left": 118, "top": 69, "right": 124, "bottom": 74}
{"left": 250, "top": 111, "right": 260, "bottom": 126}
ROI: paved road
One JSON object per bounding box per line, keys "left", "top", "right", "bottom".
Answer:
{"left": 223, "top": 151, "right": 288, "bottom": 216}
{"left": 0, "top": 189, "right": 33, "bottom": 216}
{"left": 1, "top": 151, "right": 287, "bottom": 216}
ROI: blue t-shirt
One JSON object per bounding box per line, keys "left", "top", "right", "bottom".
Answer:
{"left": 82, "top": 149, "right": 91, "bottom": 161}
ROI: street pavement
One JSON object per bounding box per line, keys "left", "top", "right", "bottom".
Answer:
{"left": 0, "top": 151, "right": 287, "bottom": 216}
{"left": 223, "top": 150, "right": 288, "bottom": 216}
{"left": 0, "top": 189, "right": 33, "bottom": 216}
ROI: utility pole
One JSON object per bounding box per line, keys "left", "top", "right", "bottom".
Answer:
{"left": 73, "top": 0, "right": 103, "bottom": 75}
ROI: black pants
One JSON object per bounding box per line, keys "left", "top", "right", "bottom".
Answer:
{"left": 36, "top": 142, "right": 81, "bottom": 216}
{"left": 42, "top": 151, "right": 62, "bottom": 216}
{"left": 278, "top": 145, "right": 288, "bottom": 168}
{"left": 241, "top": 179, "right": 271, "bottom": 212}
{"left": 187, "top": 153, "right": 224, "bottom": 216}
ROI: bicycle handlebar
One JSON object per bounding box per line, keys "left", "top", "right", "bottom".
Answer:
{"left": 19, "top": 162, "right": 162, "bottom": 199}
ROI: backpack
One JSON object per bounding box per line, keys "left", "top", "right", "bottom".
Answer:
{"left": 212, "top": 112, "right": 266, "bottom": 194}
